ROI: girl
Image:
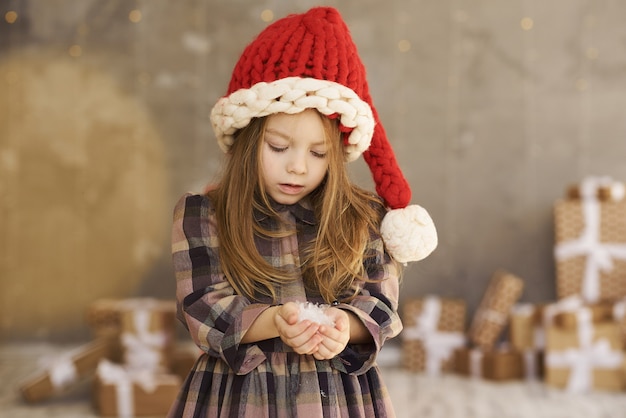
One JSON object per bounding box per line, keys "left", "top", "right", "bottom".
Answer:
{"left": 169, "top": 7, "right": 437, "bottom": 418}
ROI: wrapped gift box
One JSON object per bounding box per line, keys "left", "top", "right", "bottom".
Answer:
{"left": 86, "top": 298, "right": 177, "bottom": 372}
{"left": 554, "top": 177, "right": 626, "bottom": 303}
{"left": 468, "top": 270, "right": 524, "bottom": 350}
{"left": 509, "top": 303, "right": 546, "bottom": 380}
{"left": 19, "top": 337, "right": 117, "bottom": 403}
{"left": 118, "top": 300, "right": 177, "bottom": 373}
{"left": 544, "top": 307, "right": 625, "bottom": 393}
{"left": 510, "top": 303, "right": 545, "bottom": 351}
{"left": 93, "top": 359, "right": 181, "bottom": 417}
{"left": 453, "top": 345, "right": 523, "bottom": 381}
{"left": 401, "top": 296, "right": 466, "bottom": 375}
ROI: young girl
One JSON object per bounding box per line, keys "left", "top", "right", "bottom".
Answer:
{"left": 169, "top": 7, "right": 437, "bottom": 418}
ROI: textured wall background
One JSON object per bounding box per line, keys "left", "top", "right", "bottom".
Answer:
{"left": 1, "top": 0, "right": 626, "bottom": 342}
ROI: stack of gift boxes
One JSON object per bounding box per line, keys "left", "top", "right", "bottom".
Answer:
{"left": 18, "top": 298, "right": 199, "bottom": 416}
{"left": 401, "top": 176, "right": 626, "bottom": 393}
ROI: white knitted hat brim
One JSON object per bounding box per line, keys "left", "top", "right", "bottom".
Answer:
{"left": 210, "top": 76, "right": 375, "bottom": 162}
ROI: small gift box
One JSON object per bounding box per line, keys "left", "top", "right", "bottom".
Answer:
{"left": 93, "top": 359, "right": 181, "bottom": 417}
{"left": 554, "top": 176, "right": 626, "bottom": 303}
{"left": 544, "top": 307, "right": 625, "bottom": 393}
{"left": 510, "top": 303, "right": 545, "bottom": 351}
{"left": 86, "top": 298, "right": 177, "bottom": 372}
{"left": 118, "top": 300, "right": 177, "bottom": 373}
{"left": 19, "top": 337, "right": 117, "bottom": 403}
{"left": 509, "top": 303, "right": 546, "bottom": 381}
{"left": 453, "top": 345, "right": 524, "bottom": 381}
{"left": 401, "top": 296, "right": 466, "bottom": 375}
{"left": 468, "top": 270, "right": 524, "bottom": 350}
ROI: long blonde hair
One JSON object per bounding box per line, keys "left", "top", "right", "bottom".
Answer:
{"left": 208, "top": 111, "right": 398, "bottom": 303}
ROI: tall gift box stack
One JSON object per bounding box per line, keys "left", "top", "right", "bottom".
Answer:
{"left": 554, "top": 176, "right": 626, "bottom": 303}
{"left": 401, "top": 296, "right": 466, "bottom": 375}
{"left": 89, "top": 298, "right": 183, "bottom": 417}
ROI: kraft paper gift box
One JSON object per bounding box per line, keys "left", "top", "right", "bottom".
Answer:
{"left": 468, "top": 270, "right": 524, "bottom": 350}
{"left": 401, "top": 296, "right": 466, "bottom": 375}
{"left": 19, "top": 337, "right": 117, "bottom": 403}
{"left": 553, "top": 177, "right": 626, "bottom": 303}
{"left": 86, "top": 298, "right": 177, "bottom": 372}
{"left": 453, "top": 345, "right": 524, "bottom": 381}
{"left": 93, "top": 359, "right": 181, "bottom": 417}
{"left": 118, "top": 299, "right": 177, "bottom": 373}
{"left": 544, "top": 307, "right": 625, "bottom": 393}
{"left": 509, "top": 303, "right": 546, "bottom": 380}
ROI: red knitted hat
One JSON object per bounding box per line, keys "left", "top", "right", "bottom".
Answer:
{"left": 210, "top": 7, "right": 437, "bottom": 262}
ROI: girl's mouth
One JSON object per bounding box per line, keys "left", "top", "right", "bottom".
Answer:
{"left": 279, "top": 183, "right": 304, "bottom": 194}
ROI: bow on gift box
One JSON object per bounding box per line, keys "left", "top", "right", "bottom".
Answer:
{"left": 402, "top": 296, "right": 466, "bottom": 376}
{"left": 555, "top": 176, "right": 626, "bottom": 302}
{"left": 121, "top": 308, "right": 169, "bottom": 372}
{"left": 545, "top": 308, "right": 623, "bottom": 394}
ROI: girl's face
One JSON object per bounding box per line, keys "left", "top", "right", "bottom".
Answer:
{"left": 261, "top": 109, "right": 330, "bottom": 205}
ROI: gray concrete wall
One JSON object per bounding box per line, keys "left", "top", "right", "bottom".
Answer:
{"left": 2, "top": 0, "right": 626, "bottom": 341}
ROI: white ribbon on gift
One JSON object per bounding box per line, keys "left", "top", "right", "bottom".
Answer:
{"left": 545, "top": 308, "right": 623, "bottom": 393}
{"left": 402, "top": 296, "right": 466, "bottom": 376}
{"left": 121, "top": 308, "right": 168, "bottom": 372}
{"left": 45, "top": 355, "right": 78, "bottom": 390}
{"left": 554, "top": 176, "right": 626, "bottom": 302}
{"left": 97, "top": 359, "right": 159, "bottom": 418}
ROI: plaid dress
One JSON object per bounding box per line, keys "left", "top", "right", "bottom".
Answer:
{"left": 169, "top": 193, "right": 403, "bottom": 418}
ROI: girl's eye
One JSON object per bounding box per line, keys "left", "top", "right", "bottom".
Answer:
{"left": 268, "top": 144, "right": 287, "bottom": 153}
{"left": 311, "top": 151, "right": 327, "bottom": 158}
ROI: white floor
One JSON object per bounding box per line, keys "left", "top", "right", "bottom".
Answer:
{"left": 2, "top": 343, "right": 626, "bottom": 418}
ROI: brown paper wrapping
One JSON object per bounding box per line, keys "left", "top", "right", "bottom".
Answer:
{"left": 118, "top": 300, "right": 177, "bottom": 372}
{"left": 544, "top": 321, "right": 625, "bottom": 392}
{"left": 469, "top": 270, "right": 524, "bottom": 350}
{"left": 453, "top": 346, "right": 523, "bottom": 381}
{"left": 566, "top": 183, "right": 625, "bottom": 201}
{"left": 553, "top": 199, "right": 626, "bottom": 301}
{"left": 93, "top": 369, "right": 181, "bottom": 417}
{"left": 86, "top": 298, "right": 176, "bottom": 337}
{"left": 19, "top": 337, "right": 117, "bottom": 403}
{"left": 509, "top": 303, "right": 545, "bottom": 351}
{"left": 401, "top": 297, "right": 466, "bottom": 373}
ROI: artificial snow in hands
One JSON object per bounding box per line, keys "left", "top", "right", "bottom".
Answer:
{"left": 296, "top": 301, "right": 335, "bottom": 326}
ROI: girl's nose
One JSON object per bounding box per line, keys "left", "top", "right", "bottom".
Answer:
{"left": 287, "top": 152, "right": 307, "bottom": 174}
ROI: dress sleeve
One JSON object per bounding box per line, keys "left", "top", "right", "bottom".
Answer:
{"left": 331, "top": 231, "right": 403, "bottom": 376}
{"left": 171, "top": 193, "right": 269, "bottom": 375}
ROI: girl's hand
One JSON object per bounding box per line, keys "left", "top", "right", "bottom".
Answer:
{"left": 274, "top": 302, "right": 322, "bottom": 355}
{"left": 312, "top": 307, "right": 350, "bottom": 360}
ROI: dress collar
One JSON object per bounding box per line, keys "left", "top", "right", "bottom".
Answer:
{"left": 254, "top": 197, "right": 317, "bottom": 226}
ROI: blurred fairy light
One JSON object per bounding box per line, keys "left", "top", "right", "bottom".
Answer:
{"left": 5, "top": 10, "right": 18, "bottom": 24}
{"left": 520, "top": 17, "right": 534, "bottom": 31}
{"left": 398, "top": 39, "right": 411, "bottom": 53}
{"left": 261, "top": 9, "right": 274, "bottom": 22}
{"left": 68, "top": 44, "right": 83, "bottom": 58}
{"left": 129, "top": 9, "right": 142, "bottom": 23}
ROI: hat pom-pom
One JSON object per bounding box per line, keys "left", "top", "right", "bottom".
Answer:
{"left": 380, "top": 205, "right": 438, "bottom": 264}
